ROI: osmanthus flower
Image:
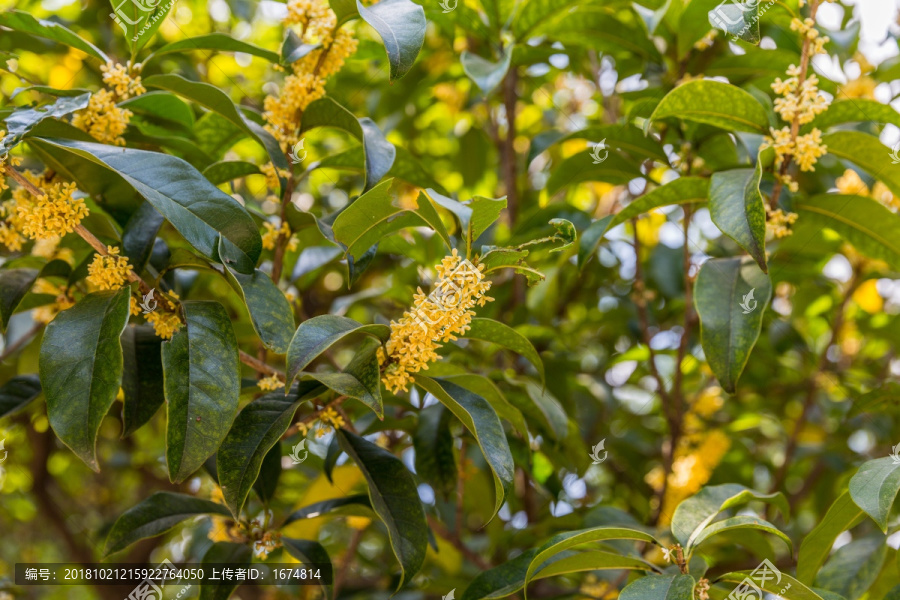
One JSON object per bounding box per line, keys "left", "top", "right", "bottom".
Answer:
{"left": 72, "top": 89, "right": 134, "bottom": 146}
{"left": 100, "top": 62, "right": 146, "bottom": 100}
{"left": 378, "top": 249, "right": 494, "bottom": 394}
{"left": 260, "top": 163, "right": 290, "bottom": 194}
{"left": 10, "top": 171, "right": 88, "bottom": 240}
{"left": 87, "top": 245, "right": 132, "bottom": 290}
{"left": 261, "top": 220, "right": 298, "bottom": 251}
{"left": 257, "top": 375, "right": 285, "bottom": 391}
{"left": 263, "top": 0, "right": 359, "bottom": 147}
{"left": 837, "top": 168, "right": 900, "bottom": 211}
{"left": 31, "top": 279, "right": 75, "bottom": 324}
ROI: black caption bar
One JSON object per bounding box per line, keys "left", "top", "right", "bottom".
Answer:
{"left": 15, "top": 563, "right": 333, "bottom": 585}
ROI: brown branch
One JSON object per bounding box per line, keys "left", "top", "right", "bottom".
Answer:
{"left": 332, "top": 527, "right": 364, "bottom": 597}
{"left": 239, "top": 350, "right": 284, "bottom": 377}
{"left": 632, "top": 218, "right": 671, "bottom": 409}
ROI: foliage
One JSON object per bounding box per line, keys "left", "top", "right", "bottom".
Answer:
{"left": 2, "top": 0, "right": 900, "bottom": 599}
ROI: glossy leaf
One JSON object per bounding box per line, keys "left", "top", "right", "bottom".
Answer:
{"left": 0, "top": 268, "right": 39, "bottom": 331}
{"left": 708, "top": 2, "right": 760, "bottom": 44}
{"left": 0, "top": 11, "right": 108, "bottom": 62}
{"left": 797, "top": 491, "right": 866, "bottom": 584}
{"left": 670, "top": 484, "right": 788, "bottom": 548}
{"left": 109, "top": 0, "right": 173, "bottom": 53}
{"left": 0, "top": 375, "right": 42, "bottom": 419}
{"left": 822, "top": 131, "right": 900, "bottom": 197}
{"left": 120, "top": 325, "right": 166, "bottom": 437}
{"left": 104, "top": 491, "right": 230, "bottom": 556}
{"left": 808, "top": 99, "right": 900, "bottom": 132}
{"left": 416, "top": 376, "right": 514, "bottom": 519}
{"left": 202, "top": 161, "right": 261, "bottom": 185}
{"left": 286, "top": 315, "right": 389, "bottom": 385}
{"left": 715, "top": 571, "right": 827, "bottom": 600}
{"left": 708, "top": 161, "right": 767, "bottom": 272}
{"left": 466, "top": 318, "right": 545, "bottom": 382}
{"left": 694, "top": 258, "right": 771, "bottom": 393}
{"left": 281, "top": 494, "right": 371, "bottom": 527}
{"left": 356, "top": 0, "right": 426, "bottom": 81}
{"left": 532, "top": 550, "right": 654, "bottom": 581}
{"left": 163, "top": 301, "right": 240, "bottom": 483}
{"left": 121, "top": 202, "right": 165, "bottom": 272}
{"left": 461, "top": 48, "right": 511, "bottom": 94}
{"left": 337, "top": 429, "right": 428, "bottom": 589}
{"left": 33, "top": 138, "right": 262, "bottom": 273}
{"left": 301, "top": 342, "right": 384, "bottom": 417}
{"left": 650, "top": 80, "right": 770, "bottom": 134}
{"left": 546, "top": 152, "right": 642, "bottom": 195}
{"left": 414, "top": 403, "right": 457, "bottom": 498}
{"left": 461, "top": 549, "right": 537, "bottom": 600}
{"left": 0, "top": 93, "right": 91, "bottom": 156}
{"left": 148, "top": 33, "right": 279, "bottom": 63}
{"left": 620, "top": 574, "right": 695, "bottom": 600}
{"left": 849, "top": 457, "right": 900, "bottom": 532}
{"left": 39, "top": 288, "right": 130, "bottom": 471}
{"left": 282, "top": 538, "right": 333, "bottom": 584}
{"left": 199, "top": 542, "right": 252, "bottom": 600}
{"left": 689, "top": 515, "right": 792, "bottom": 554}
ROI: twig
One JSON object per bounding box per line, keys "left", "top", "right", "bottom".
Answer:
{"left": 239, "top": 350, "right": 284, "bottom": 377}
{"left": 333, "top": 527, "right": 364, "bottom": 596}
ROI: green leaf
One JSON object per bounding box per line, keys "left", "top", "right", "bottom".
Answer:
{"left": 849, "top": 457, "right": 900, "bottom": 533}
{"left": 0, "top": 11, "right": 108, "bottom": 62}
{"left": 281, "top": 29, "right": 322, "bottom": 64}
{"left": 513, "top": 0, "right": 581, "bottom": 39}
{"left": 650, "top": 80, "right": 770, "bottom": 134}
{"left": 163, "top": 301, "right": 240, "bottom": 483}
{"left": 466, "top": 318, "right": 545, "bottom": 382}
{"left": 300, "top": 97, "right": 396, "bottom": 189}
{"left": 440, "top": 374, "right": 529, "bottom": 437}
{"left": 525, "top": 527, "right": 659, "bottom": 590}
{"left": 300, "top": 342, "right": 384, "bottom": 418}
{"left": 143, "top": 74, "right": 290, "bottom": 182}
{"left": 109, "top": 0, "right": 174, "bottom": 54}
{"left": 120, "top": 325, "right": 166, "bottom": 437}
{"left": 461, "top": 549, "right": 537, "bottom": 600}
{"left": 709, "top": 162, "right": 767, "bottom": 272}
{"left": 120, "top": 91, "right": 195, "bottom": 130}
{"left": 356, "top": 0, "right": 426, "bottom": 81}
{"left": 546, "top": 152, "right": 642, "bottom": 195}
{"left": 670, "top": 484, "right": 788, "bottom": 548}
{"left": 416, "top": 376, "right": 514, "bottom": 520}
{"left": 468, "top": 195, "right": 508, "bottom": 247}
{"left": 822, "top": 131, "right": 900, "bottom": 197}
{"left": 461, "top": 47, "right": 512, "bottom": 95}
{"left": 551, "top": 126, "right": 669, "bottom": 163}
{"left": 199, "top": 542, "right": 253, "bottom": 600}
{"left": 218, "top": 383, "right": 322, "bottom": 518}
{"left": 807, "top": 99, "right": 900, "bottom": 132}
{"left": 286, "top": 315, "right": 389, "bottom": 385}
{"left": 532, "top": 550, "right": 655, "bottom": 581}
{"left": 32, "top": 138, "right": 262, "bottom": 273}
{"left": 332, "top": 181, "right": 450, "bottom": 261}
{"left": 547, "top": 218, "right": 577, "bottom": 253}
{"left": 337, "top": 429, "right": 428, "bottom": 589}
{"left": 578, "top": 216, "right": 614, "bottom": 269}
{"left": 414, "top": 404, "right": 456, "bottom": 498}
{"left": 620, "top": 574, "right": 695, "bottom": 600}
{"left": 104, "top": 491, "right": 230, "bottom": 556}
{"left": 281, "top": 494, "right": 371, "bottom": 527}
{"left": 0, "top": 93, "right": 91, "bottom": 156}
{"left": 202, "top": 161, "right": 261, "bottom": 185}
{"left": 797, "top": 491, "right": 866, "bottom": 584}
{"left": 121, "top": 202, "right": 165, "bottom": 272}
{"left": 815, "top": 535, "right": 886, "bottom": 600}
{"left": 794, "top": 195, "right": 900, "bottom": 269}
{"left": 0, "top": 375, "right": 42, "bottom": 419}
{"left": 282, "top": 538, "right": 333, "bottom": 583}
{"left": 222, "top": 248, "right": 295, "bottom": 354}
{"left": 0, "top": 268, "right": 39, "bottom": 331}
{"left": 708, "top": 1, "right": 760, "bottom": 44}
{"left": 715, "top": 571, "right": 827, "bottom": 600}
{"left": 148, "top": 33, "right": 279, "bottom": 64}
{"left": 689, "top": 515, "right": 792, "bottom": 554}
{"left": 253, "top": 443, "right": 281, "bottom": 506}
{"left": 694, "top": 258, "right": 771, "bottom": 394}
{"left": 39, "top": 288, "right": 130, "bottom": 471}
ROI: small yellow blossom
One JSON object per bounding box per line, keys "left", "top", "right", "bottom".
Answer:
{"left": 72, "top": 89, "right": 133, "bottom": 146}
{"left": 258, "top": 375, "right": 286, "bottom": 391}
{"left": 766, "top": 204, "right": 799, "bottom": 239}
{"left": 100, "top": 62, "right": 146, "bottom": 100}
{"left": 840, "top": 76, "right": 877, "bottom": 100}
{"left": 129, "top": 295, "right": 142, "bottom": 316}
{"left": 378, "top": 249, "right": 493, "bottom": 393}
{"left": 260, "top": 163, "right": 289, "bottom": 193}
{"left": 147, "top": 310, "right": 183, "bottom": 339}
{"left": 315, "top": 405, "right": 345, "bottom": 437}
{"left": 11, "top": 172, "right": 88, "bottom": 240}
{"left": 793, "top": 129, "right": 827, "bottom": 171}
{"left": 32, "top": 280, "right": 75, "bottom": 324}
{"left": 261, "top": 220, "right": 298, "bottom": 251}
{"left": 693, "top": 30, "right": 718, "bottom": 51}
{"left": 87, "top": 245, "right": 132, "bottom": 290}
{"left": 836, "top": 169, "right": 900, "bottom": 211}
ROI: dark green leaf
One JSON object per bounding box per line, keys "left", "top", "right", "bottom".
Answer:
{"left": 104, "top": 491, "right": 230, "bottom": 556}
{"left": 849, "top": 457, "right": 900, "bottom": 532}
{"left": 650, "top": 80, "right": 770, "bottom": 134}
{"left": 281, "top": 29, "right": 322, "bottom": 64}
{"left": 689, "top": 515, "right": 792, "bottom": 554}
{"left": 199, "top": 542, "right": 252, "bottom": 600}
{"left": 414, "top": 404, "right": 456, "bottom": 498}
{"left": 807, "top": 99, "right": 900, "bottom": 132}
{"left": 0, "top": 268, "right": 39, "bottom": 331}
{"left": 120, "top": 325, "right": 166, "bottom": 436}
{"left": 0, "top": 11, "right": 108, "bottom": 62}
{"left": 822, "top": 131, "right": 900, "bottom": 197}
{"left": 620, "top": 574, "right": 695, "bottom": 600}
{"left": 356, "top": 0, "right": 426, "bottom": 81}
{"left": 109, "top": 0, "right": 173, "bottom": 54}
{"left": 0, "top": 93, "right": 90, "bottom": 156}
{"left": 533, "top": 550, "right": 654, "bottom": 581}
{"left": 465, "top": 318, "right": 544, "bottom": 382}
{"left": 461, "top": 549, "right": 537, "bottom": 600}
{"left": 164, "top": 301, "right": 240, "bottom": 483}
{"left": 121, "top": 202, "right": 164, "bottom": 272}
{"left": 40, "top": 288, "right": 130, "bottom": 471}
{"left": 202, "top": 161, "right": 261, "bottom": 185}
{"left": 149, "top": 33, "right": 279, "bottom": 63}
{"left": 709, "top": 161, "right": 767, "bottom": 272}
{"left": 0, "top": 375, "right": 42, "bottom": 419}
{"left": 694, "top": 258, "right": 771, "bottom": 393}
{"left": 715, "top": 571, "right": 827, "bottom": 600}
{"left": 337, "top": 429, "right": 428, "bottom": 589}
{"left": 282, "top": 538, "right": 333, "bottom": 583}
{"left": 253, "top": 442, "right": 281, "bottom": 506}
{"left": 797, "top": 491, "right": 866, "bottom": 584}
{"left": 281, "top": 494, "right": 371, "bottom": 527}
{"left": 815, "top": 535, "right": 886, "bottom": 600}
{"left": 547, "top": 151, "right": 643, "bottom": 195}
{"left": 286, "top": 315, "right": 389, "bottom": 385}
{"left": 300, "top": 342, "right": 384, "bottom": 418}
{"left": 32, "top": 138, "right": 262, "bottom": 273}
{"left": 120, "top": 91, "right": 195, "bottom": 130}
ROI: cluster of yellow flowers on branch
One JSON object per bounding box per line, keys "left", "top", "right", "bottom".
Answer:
{"left": 72, "top": 62, "right": 146, "bottom": 146}
{"left": 263, "top": 0, "right": 359, "bottom": 148}
{"left": 378, "top": 249, "right": 494, "bottom": 394}
{"left": 0, "top": 168, "right": 88, "bottom": 250}
{"left": 836, "top": 169, "right": 900, "bottom": 211}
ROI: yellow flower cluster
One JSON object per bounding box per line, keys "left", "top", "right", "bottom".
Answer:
{"left": 72, "top": 90, "right": 133, "bottom": 146}
{"left": 87, "top": 245, "right": 132, "bottom": 290}
{"left": 32, "top": 279, "right": 75, "bottom": 324}
{"left": 765, "top": 205, "right": 799, "bottom": 239}
{"left": 646, "top": 389, "right": 731, "bottom": 525}
{"left": 765, "top": 126, "right": 827, "bottom": 172}
{"left": 258, "top": 375, "right": 285, "bottom": 391}
{"left": 100, "top": 62, "right": 146, "bottom": 100}
{"left": 836, "top": 169, "right": 900, "bottom": 211}
{"left": 262, "top": 220, "right": 298, "bottom": 251}
{"left": 263, "top": 0, "right": 359, "bottom": 147}
{"left": 772, "top": 65, "right": 828, "bottom": 125}
{"left": 378, "top": 249, "right": 493, "bottom": 394}
{"left": 260, "top": 163, "right": 290, "bottom": 193}
{"left": 790, "top": 17, "right": 830, "bottom": 60}
{"left": 147, "top": 311, "right": 182, "bottom": 340}
{"left": 8, "top": 171, "right": 88, "bottom": 240}
{"left": 840, "top": 76, "right": 877, "bottom": 100}
{"left": 31, "top": 236, "right": 74, "bottom": 264}
{"left": 315, "top": 405, "right": 345, "bottom": 438}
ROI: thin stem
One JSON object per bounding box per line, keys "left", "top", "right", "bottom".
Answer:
{"left": 239, "top": 350, "right": 284, "bottom": 377}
